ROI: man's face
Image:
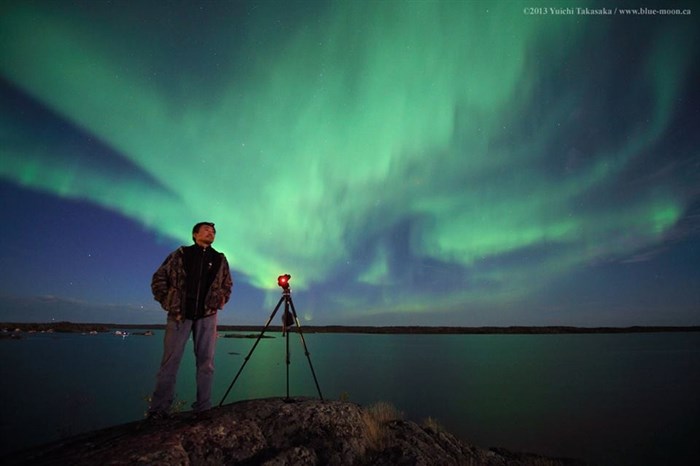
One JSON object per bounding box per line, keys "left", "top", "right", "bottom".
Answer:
{"left": 193, "top": 225, "right": 216, "bottom": 246}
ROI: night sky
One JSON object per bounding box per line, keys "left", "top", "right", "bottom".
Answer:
{"left": 1, "top": 0, "right": 698, "bottom": 327}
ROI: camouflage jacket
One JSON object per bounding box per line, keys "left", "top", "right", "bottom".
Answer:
{"left": 151, "top": 246, "right": 233, "bottom": 320}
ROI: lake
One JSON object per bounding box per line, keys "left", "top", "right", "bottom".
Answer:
{"left": 1, "top": 330, "right": 698, "bottom": 465}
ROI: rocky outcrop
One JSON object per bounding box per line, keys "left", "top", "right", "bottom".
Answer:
{"left": 3, "top": 397, "right": 584, "bottom": 465}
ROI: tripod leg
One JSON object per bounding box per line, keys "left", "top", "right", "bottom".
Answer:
{"left": 285, "top": 298, "right": 291, "bottom": 401}
{"left": 288, "top": 296, "right": 324, "bottom": 401}
{"left": 218, "top": 295, "right": 285, "bottom": 406}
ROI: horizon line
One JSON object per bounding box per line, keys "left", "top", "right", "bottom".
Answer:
{"left": 3, "top": 321, "right": 699, "bottom": 335}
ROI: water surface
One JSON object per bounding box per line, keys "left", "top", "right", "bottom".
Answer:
{"left": 1, "top": 330, "right": 698, "bottom": 465}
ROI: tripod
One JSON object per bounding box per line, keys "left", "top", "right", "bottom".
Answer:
{"left": 219, "top": 281, "right": 323, "bottom": 406}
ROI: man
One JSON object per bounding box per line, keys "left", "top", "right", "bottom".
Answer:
{"left": 148, "top": 221, "right": 233, "bottom": 418}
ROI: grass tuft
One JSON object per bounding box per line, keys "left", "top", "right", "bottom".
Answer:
{"left": 422, "top": 416, "right": 444, "bottom": 432}
{"left": 361, "top": 402, "right": 403, "bottom": 450}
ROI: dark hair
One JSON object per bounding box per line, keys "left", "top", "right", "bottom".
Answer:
{"left": 192, "top": 222, "right": 216, "bottom": 241}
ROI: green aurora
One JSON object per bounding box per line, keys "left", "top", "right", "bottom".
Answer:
{"left": 1, "top": 0, "right": 698, "bottom": 325}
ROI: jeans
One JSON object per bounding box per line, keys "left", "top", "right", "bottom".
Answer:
{"left": 149, "top": 314, "right": 218, "bottom": 414}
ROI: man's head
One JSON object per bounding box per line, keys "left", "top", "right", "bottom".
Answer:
{"left": 192, "top": 222, "right": 216, "bottom": 246}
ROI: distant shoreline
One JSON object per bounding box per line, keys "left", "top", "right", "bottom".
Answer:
{"left": 2, "top": 321, "right": 699, "bottom": 335}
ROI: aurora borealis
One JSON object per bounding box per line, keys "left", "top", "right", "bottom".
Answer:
{"left": 1, "top": 0, "right": 698, "bottom": 326}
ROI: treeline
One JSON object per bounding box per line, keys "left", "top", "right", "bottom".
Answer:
{"left": 1, "top": 321, "right": 111, "bottom": 333}
{"left": 3, "top": 322, "right": 698, "bottom": 335}
{"left": 235, "top": 325, "right": 700, "bottom": 334}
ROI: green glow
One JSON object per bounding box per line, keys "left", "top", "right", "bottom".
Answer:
{"left": 358, "top": 249, "right": 389, "bottom": 287}
{"left": 0, "top": 1, "right": 695, "bottom": 320}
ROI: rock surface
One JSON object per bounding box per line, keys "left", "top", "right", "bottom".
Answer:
{"left": 3, "top": 397, "right": 585, "bottom": 465}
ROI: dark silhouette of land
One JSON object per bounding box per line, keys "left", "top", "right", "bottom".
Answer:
{"left": 2, "top": 321, "right": 699, "bottom": 335}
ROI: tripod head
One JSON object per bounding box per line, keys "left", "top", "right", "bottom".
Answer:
{"left": 278, "top": 274, "right": 294, "bottom": 327}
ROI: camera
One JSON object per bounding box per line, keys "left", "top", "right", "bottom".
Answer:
{"left": 277, "top": 274, "right": 291, "bottom": 290}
